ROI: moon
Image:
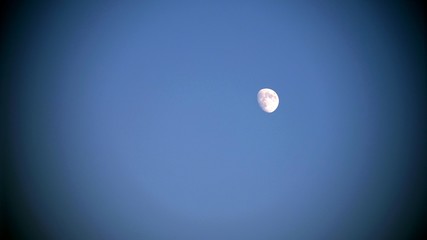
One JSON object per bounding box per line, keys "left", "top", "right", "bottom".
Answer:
{"left": 257, "top": 88, "right": 279, "bottom": 113}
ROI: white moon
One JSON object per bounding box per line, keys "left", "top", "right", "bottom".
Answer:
{"left": 257, "top": 88, "right": 279, "bottom": 113}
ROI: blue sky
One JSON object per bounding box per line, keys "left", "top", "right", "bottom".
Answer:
{"left": 5, "top": 1, "right": 426, "bottom": 239}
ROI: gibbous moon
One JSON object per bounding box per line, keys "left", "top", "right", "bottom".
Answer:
{"left": 257, "top": 88, "right": 279, "bottom": 113}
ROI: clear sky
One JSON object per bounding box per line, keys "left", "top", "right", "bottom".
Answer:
{"left": 4, "top": 1, "right": 426, "bottom": 239}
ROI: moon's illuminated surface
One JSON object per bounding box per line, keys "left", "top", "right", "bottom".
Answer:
{"left": 257, "top": 88, "right": 279, "bottom": 113}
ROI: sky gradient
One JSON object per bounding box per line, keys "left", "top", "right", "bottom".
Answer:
{"left": 2, "top": 1, "right": 426, "bottom": 239}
